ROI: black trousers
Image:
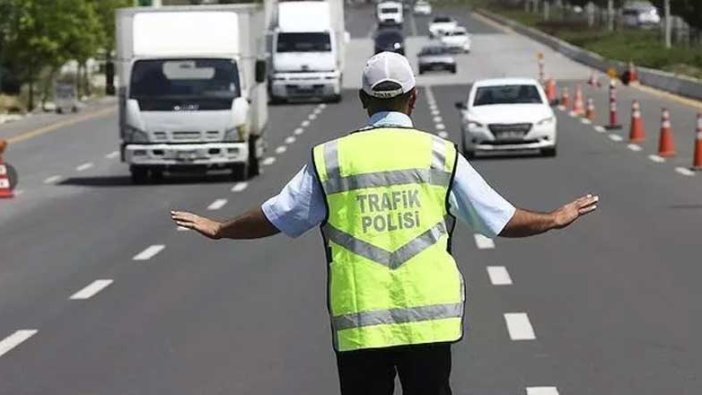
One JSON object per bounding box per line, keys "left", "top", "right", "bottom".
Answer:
{"left": 335, "top": 342, "right": 453, "bottom": 395}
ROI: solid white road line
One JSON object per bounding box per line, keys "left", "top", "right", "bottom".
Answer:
{"left": 648, "top": 154, "right": 666, "bottom": 163}
{"left": 262, "top": 157, "right": 276, "bottom": 166}
{"left": 301, "top": 120, "right": 310, "bottom": 127}
{"left": 44, "top": 175, "right": 63, "bottom": 184}
{"left": 294, "top": 127, "right": 304, "bottom": 135}
{"left": 0, "top": 330, "right": 38, "bottom": 358}
{"left": 275, "top": 145, "right": 287, "bottom": 154}
{"left": 105, "top": 151, "right": 120, "bottom": 159}
{"left": 504, "top": 313, "right": 536, "bottom": 340}
{"left": 438, "top": 131, "right": 449, "bottom": 139}
{"left": 133, "top": 245, "right": 165, "bottom": 261}
{"left": 435, "top": 123, "right": 446, "bottom": 130}
{"left": 70, "top": 279, "right": 113, "bottom": 300}
{"left": 285, "top": 136, "right": 296, "bottom": 144}
{"left": 487, "top": 266, "right": 512, "bottom": 285}
{"left": 207, "top": 199, "right": 228, "bottom": 210}
{"left": 526, "top": 387, "right": 560, "bottom": 395}
{"left": 675, "top": 167, "right": 695, "bottom": 176}
{"left": 608, "top": 134, "right": 623, "bottom": 142}
{"left": 76, "top": 162, "right": 94, "bottom": 171}
{"left": 473, "top": 234, "right": 495, "bottom": 249}
{"left": 627, "top": 143, "right": 642, "bottom": 151}
{"left": 231, "top": 182, "right": 248, "bottom": 192}
{"left": 594, "top": 126, "right": 606, "bottom": 133}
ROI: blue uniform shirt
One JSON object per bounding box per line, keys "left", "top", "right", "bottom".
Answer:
{"left": 262, "top": 111, "right": 516, "bottom": 238}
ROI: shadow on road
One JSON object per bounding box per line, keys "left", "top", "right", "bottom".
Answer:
{"left": 58, "top": 174, "right": 237, "bottom": 187}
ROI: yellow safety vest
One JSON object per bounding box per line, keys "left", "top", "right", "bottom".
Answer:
{"left": 312, "top": 127, "right": 465, "bottom": 352}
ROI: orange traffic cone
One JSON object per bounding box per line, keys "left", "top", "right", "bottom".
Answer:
{"left": 560, "top": 87, "right": 570, "bottom": 109}
{"left": 545, "top": 78, "right": 557, "bottom": 104}
{"left": 572, "top": 84, "right": 585, "bottom": 115}
{"left": 693, "top": 113, "right": 702, "bottom": 170}
{"left": 605, "top": 79, "right": 622, "bottom": 129}
{"left": 628, "top": 61, "right": 639, "bottom": 84}
{"left": 628, "top": 100, "right": 645, "bottom": 142}
{"left": 585, "top": 98, "right": 595, "bottom": 121}
{"left": 0, "top": 139, "right": 14, "bottom": 199}
{"left": 657, "top": 108, "right": 676, "bottom": 157}
{"left": 587, "top": 72, "right": 600, "bottom": 88}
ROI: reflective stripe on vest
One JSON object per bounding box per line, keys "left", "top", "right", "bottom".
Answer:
{"left": 313, "top": 128, "right": 463, "bottom": 352}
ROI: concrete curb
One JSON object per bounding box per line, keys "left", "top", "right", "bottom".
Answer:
{"left": 476, "top": 9, "right": 702, "bottom": 101}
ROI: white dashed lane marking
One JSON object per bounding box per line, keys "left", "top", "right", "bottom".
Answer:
{"left": 608, "top": 134, "right": 623, "bottom": 142}
{"left": 504, "top": 313, "right": 536, "bottom": 340}
{"left": 262, "top": 157, "right": 276, "bottom": 166}
{"left": 433, "top": 116, "right": 443, "bottom": 123}
{"left": 275, "top": 145, "right": 287, "bottom": 154}
{"left": 231, "top": 182, "right": 248, "bottom": 192}
{"left": 133, "top": 245, "right": 165, "bottom": 261}
{"left": 438, "top": 131, "right": 448, "bottom": 139}
{"left": 0, "top": 330, "right": 38, "bottom": 358}
{"left": 308, "top": 113, "right": 317, "bottom": 120}
{"left": 627, "top": 144, "right": 642, "bottom": 152}
{"left": 294, "top": 128, "right": 304, "bottom": 135}
{"left": 44, "top": 175, "right": 63, "bottom": 184}
{"left": 675, "top": 167, "right": 695, "bottom": 176}
{"left": 648, "top": 154, "right": 666, "bottom": 163}
{"left": 76, "top": 162, "right": 94, "bottom": 171}
{"left": 285, "top": 136, "right": 296, "bottom": 144}
{"left": 473, "top": 234, "right": 495, "bottom": 249}
{"left": 301, "top": 120, "right": 310, "bottom": 127}
{"left": 207, "top": 199, "right": 228, "bottom": 210}
{"left": 594, "top": 126, "right": 606, "bottom": 133}
{"left": 436, "top": 123, "right": 446, "bottom": 130}
{"left": 105, "top": 151, "right": 120, "bottom": 159}
{"left": 526, "top": 387, "right": 560, "bottom": 395}
{"left": 487, "top": 266, "right": 512, "bottom": 285}
{"left": 431, "top": 109, "right": 440, "bottom": 116}
{"left": 580, "top": 118, "right": 592, "bottom": 125}
{"left": 69, "top": 279, "right": 113, "bottom": 300}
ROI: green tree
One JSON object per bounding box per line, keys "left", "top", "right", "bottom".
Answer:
{"left": 652, "top": 0, "right": 702, "bottom": 29}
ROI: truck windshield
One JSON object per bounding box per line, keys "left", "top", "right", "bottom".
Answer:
{"left": 277, "top": 33, "right": 332, "bottom": 53}
{"left": 129, "top": 59, "right": 240, "bottom": 100}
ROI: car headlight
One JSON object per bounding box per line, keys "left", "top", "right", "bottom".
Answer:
{"left": 224, "top": 125, "right": 247, "bottom": 142}
{"left": 536, "top": 116, "right": 555, "bottom": 125}
{"left": 124, "top": 125, "right": 149, "bottom": 143}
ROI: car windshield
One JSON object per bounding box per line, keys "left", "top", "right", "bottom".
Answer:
{"left": 376, "top": 30, "right": 403, "bottom": 46}
{"left": 420, "top": 46, "right": 448, "bottom": 55}
{"left": 473, "top": 85, "right": 543, "bottom": 106}
{"left": 433, "top": 17, "right": 452, "bottom": 23}
{"left": 130, "top": 59, "right": 239, "bottom": 100}
{"left": 380, "top": 6, "right": 399, "bottom": 13}
{"left": 277, "top": 32, "right": 332, "bottom": 53}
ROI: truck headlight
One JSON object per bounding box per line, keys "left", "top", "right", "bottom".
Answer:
{"left": 224, "top": 125, "right": 247, "bottom": 142}
{"left": 124, "top": 125, "right": 149, "bottom": 143}
{"left": 536, "top": 116, "right": 555, "bottom": 125}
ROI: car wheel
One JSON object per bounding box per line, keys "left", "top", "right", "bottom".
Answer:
{"left": 130, "top": 166, "right": 149, "bottom": 184}
{"left": 542, "top": 146, "right": 557, "bottom": 157}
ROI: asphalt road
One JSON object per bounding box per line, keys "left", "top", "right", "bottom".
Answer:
{"left": 1, "top": 5, "right": 701, "bottom": 395}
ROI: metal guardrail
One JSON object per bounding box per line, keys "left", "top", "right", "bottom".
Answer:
{"left": 476, "top": 8, "right": 702, "bottom": 102}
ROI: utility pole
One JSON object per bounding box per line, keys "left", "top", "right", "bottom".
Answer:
{"left": 664, "top": 0, "right": 671, "bottom": 48}
{"left": 607, "top": 0, "right": 614, "bottom": 32}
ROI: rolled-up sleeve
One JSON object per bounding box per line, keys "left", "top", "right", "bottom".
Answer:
{"left": 261, "top": 163, "right": 326, "bottom": 238}
{"left": 448, "top": 155, "right": 516, "bottom": 238}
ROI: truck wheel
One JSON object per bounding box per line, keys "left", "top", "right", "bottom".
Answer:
{"left": 232, "top": 163, "right": 249, "bottom": 181}
{"left": 130, "top": 166, "right": 149, "bottom": 184}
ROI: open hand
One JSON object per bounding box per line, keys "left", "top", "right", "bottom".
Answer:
{"left": 171, "top": 211, "right": 222, "bottom": 239}
{"left": 553, "top": 194, "right": 599, "bottom": 229}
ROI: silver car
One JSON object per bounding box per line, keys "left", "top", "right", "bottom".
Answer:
{"left": 418, "top": 45, "right": 456, "bottom": 74}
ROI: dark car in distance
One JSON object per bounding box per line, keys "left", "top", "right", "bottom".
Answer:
{"left": 374, "top": 28, "right": 405, "bottom": 55}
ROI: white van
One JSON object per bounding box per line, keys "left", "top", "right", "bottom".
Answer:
{"left": 377, "top": 1, "right": 403, "bottom": 26}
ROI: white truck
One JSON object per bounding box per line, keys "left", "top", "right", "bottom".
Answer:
{"left": 268, "top": 0, "right": 346, "bottom": 103}
{"left": 116, "top": 5, "right": 268, "bottom": 183}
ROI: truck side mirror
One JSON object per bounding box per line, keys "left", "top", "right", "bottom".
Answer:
{"left": 255, "top": 60, "right": 267, "bottom": 84}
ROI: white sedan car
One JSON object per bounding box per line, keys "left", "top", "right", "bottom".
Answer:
{"left": 455, "top": 78, "right": 557, "bottom": 158}
{"left": 428, "top": 16, "right": 457, "bottom": 38}
{"left": 413, "top": 0, "right": 432, "bottom": 15}
{"left": 439, "top": 26, "right": 470, "bottom": 53}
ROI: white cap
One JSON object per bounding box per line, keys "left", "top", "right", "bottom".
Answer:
{"left": 362, "top": 52, "right": 416, "bottom": 99}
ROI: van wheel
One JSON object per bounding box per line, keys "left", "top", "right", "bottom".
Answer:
{"left": 130, "top": 166, "right": 149, "bottom": 184}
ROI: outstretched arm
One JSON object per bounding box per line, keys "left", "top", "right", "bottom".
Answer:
{"left": 499, "top": 194, "right": 599, "bottom": 238}
{"left": 171, "top": 207, "right": 280, "bottom": 240}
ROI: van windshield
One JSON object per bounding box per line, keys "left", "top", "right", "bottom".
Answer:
{"left": 277, "top": 32, "right": 332, "bottom": 53}
{"left": 129, "top": 58, "right": 239, "bottom": 100}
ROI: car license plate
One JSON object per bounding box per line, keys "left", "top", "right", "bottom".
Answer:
{"left": 496, "top": 131, "right": 525, "bottom": 140}
{"left": 176, "top": 150, "right": 198, "bottom": 161}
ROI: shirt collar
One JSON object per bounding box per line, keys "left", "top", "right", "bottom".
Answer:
{"left": 368, "top": 111, "right": 413, "bottom": 128}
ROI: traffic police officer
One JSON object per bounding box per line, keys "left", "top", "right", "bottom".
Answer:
{"left": 171, "top": 52, "right": 599, "bottom": 395}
